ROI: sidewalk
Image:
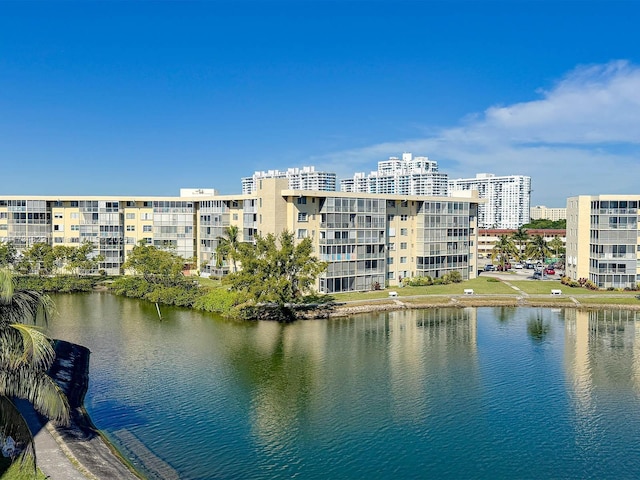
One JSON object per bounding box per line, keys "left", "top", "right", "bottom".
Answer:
{"left": 19, "top": 398, "right": 140, "bottom": 480}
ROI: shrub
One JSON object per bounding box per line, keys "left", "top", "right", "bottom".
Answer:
{"left": 405, "top": 276, "right": 433, "bottom": 287}
{"left": 193, "top": 288, "right": 243, "bottom": 315}
{"left": 14, "top": 275, "right": 98, "bottom": 292}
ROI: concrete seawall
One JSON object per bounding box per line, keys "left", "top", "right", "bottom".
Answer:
{"left": 27, "top": 340, "right": 142, "bottom": 479}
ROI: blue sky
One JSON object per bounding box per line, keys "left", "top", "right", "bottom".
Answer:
{"left": 1, "top": 0, "right": 639, "bottom": 206}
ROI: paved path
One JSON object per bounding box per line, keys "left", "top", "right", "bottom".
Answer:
{"left": 18, "top": 397, "right": 140, "bottom": 480}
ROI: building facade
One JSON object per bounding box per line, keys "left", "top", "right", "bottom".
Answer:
{"left": 448, "top": 173, "right": 531, "bottom": 229}
{"left": 241, "top": 166, "right": 336, "bottom": 194}
{"left": 530, "top": 205, "right": 566, "bottom": 222}
{"left": 0, "top": 179, "right": 481, "bottom": 293}
{"left": 340, "top": 153, "right": 449, "bottom": 196}
{"left": 477, "top": 228, "right": 566, "bottom": 261}
{"left": 566, "top": 195, "right": 640, "bottom": 289}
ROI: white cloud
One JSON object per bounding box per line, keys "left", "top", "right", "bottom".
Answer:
{"left": 311, "top": 60, "right": 640, "bottom": 206}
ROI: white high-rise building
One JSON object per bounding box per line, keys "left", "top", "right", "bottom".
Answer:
{"left": 340, "top": 153, "right": 449, "bottom": 196}
{"left": 448, "top": 173, "right": 531, "bottom": 229}
{"left": 241, "top": 166, "right": 336, "bottom": 194}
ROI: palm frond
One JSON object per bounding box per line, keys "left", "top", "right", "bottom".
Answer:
{"left": 0, "top": 369, "right": 70, "bottom": 426}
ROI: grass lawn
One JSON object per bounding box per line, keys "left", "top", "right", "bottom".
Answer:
{"left": 333, "top": 277, "right": 516, "bottom": 302}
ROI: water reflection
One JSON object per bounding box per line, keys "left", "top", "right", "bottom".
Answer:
{"left": 563, "top": 309, "right": 640, "bottom": 461}
{"left": 43, "top": 295, "right": 640, "bottom": 479}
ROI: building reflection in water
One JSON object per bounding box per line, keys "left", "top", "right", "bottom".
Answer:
{"left": 238, "top": 308, "right": 478, "bottom": 451}
{"left": 564, "top": 309, "right": 640, "bottom": 453}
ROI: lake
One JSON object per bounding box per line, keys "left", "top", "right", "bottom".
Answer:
{"left": 47, "top": 294, "right": 640, "bottom": 479}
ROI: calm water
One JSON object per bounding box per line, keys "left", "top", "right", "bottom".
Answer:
{"left": 46, "top": 294, "right": 640, "bottom": 479}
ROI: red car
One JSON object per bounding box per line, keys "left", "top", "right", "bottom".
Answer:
{"left": 544, "top": 268, "right": 555, "bottom": 275}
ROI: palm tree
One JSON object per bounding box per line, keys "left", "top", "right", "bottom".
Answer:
{"left": 525, "top": 234, "right": 552, "bottom": 266}
{"left": 216, "top": 225, "right": 243, "bottom": 273}
{"left": 0, "top": 268, "right": 70, "bottom": 466}
{"left": 490, "top": 235, "right": 518, "bottom": 270}
{"left": 548, "top": 236, "right": 565, "bottom": 265}
{"left": 511, "top": 226, "right": 529, "bottom": 262}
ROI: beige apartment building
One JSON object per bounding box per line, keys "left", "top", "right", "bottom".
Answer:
{"left": 0, "top": 178, "right": 481, "bottom": 293}
{"left": 566, "top": 195, "right": 640, "bottom": 289}
{"left": 477, "top": 228, "right": 566, "bottom": 261}
{"left": 530, "top": 205, "right": 566, "bottom": 221}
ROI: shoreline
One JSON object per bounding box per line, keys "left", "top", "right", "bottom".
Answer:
{"left": 324, "top": 294, "right": 640, "bottom": 318}
{"left": 40, "top": 295, "right": 640, "bottom": 479}
{"left": 39, "top": 340, "right": 143, "bottom": 480}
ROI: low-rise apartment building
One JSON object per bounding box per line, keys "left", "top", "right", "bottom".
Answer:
{"left": 477, "top": 228, "right": 566, "bottom": 261}
{"left": 566, "top": 195, "right": 640, "bottom": 289}
{"left": 0, "top": 178, "right": 481, "bottom": 293}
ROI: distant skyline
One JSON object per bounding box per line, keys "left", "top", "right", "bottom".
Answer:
{"left": 2, "top": 0, "right": 639, "bottom": 206}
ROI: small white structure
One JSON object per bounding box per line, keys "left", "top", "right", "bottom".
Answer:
{"left": 551, "top": 289, "right": 562, "bottom": 296}
{"left": 388, "top": 291, "right": 398, "bottom": 298}
{"left": 464, "top": 289, "right": 474, "bottom": 295}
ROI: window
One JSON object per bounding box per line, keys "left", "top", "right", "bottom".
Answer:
{"left": 298, "top": 212, "right": 308, "bottom": 222}
{"left": 0, "top": 212, "right": 6, "bottom": 219}
{"left": 401, "top": 214, "right": 408, "bottom": 221}
{"left": 387, "top": 257, "right": 394, "bottom": 265}
{"left": 400, "top": 257, "right": 407, "bottom": 264}
{"left": 126, "top": 213, "right": 136, "bottom": 219}
{"left": 144, "top": 237, "right": 152, "bottom": 245}
{"left": 388, "top": 242, "right": 395, "bottom": 250}
{"left": 388, "top": 215, "right": 394, "bottom": 221}
{"left": 143, "top": 225, "right": 153, "bottom": 232}
{"left": 54, "top": 225, "right": 63, "bottom": 231}
{"left": 233, "top": 213, "right": 238, "bottom": 221}
{"left": 54, "top": 213, "right": 63, "bottom": 219}
{"left": 54, "top": 237, "right": 63, "bottom": 243}
{"left": 400, "top": 228, "right": 408, "bottom": 236}
{"left": 400, "top": 242, "right": 407, "bottom": 249}
{"left": 297, "top": 229, "right": 308, "bottom": 239}
{"left": 70, "top": 213, "right": 79, "bottom": 219}
{"left": 70, "top": 225, "right": 79, "bottom": 231}
{"left": 297, "top": 197, "right": 307, "bottom": 205}
{"left": 126, "top": 225, "right": 135, "bottom": 231}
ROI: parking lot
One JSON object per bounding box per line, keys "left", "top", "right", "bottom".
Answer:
{"left": 478, "top": 262, "right": 563, "bottom": 281}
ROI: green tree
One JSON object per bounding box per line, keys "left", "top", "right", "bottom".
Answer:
{"left": 216, "top": 225, "right": 244, "bottom": 273}
{"left": 522, "top": 219, "right": 566, "bottom": 229}
{"left": 525, "top": 234, "right": 552, "bottom": 265}
{"left": 122, "top": 241, "right": 186, "bottom": 286}
{"left": 226, "top": 230, "right": 327, "bottom": 306}
{"left": 490, "top": 235, "right": 518, "bottom": 270}
{"left": 511, "top": 226, "right": 529, "bottom": 262}
{"left": 548, "top": 236, "right": 565, "bottom": 262}
{"left": 19, "top": 243, "right": 56, "bottom": 276}
{"left": 0, "top": 268, "right": 70, "bottom": 469}
{"left": 0, "top": 242, "right": 17, "bottom": 268}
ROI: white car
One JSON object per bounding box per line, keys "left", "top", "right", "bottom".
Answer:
{"left": 514, "top": 263, "right": 524, "bottom": 269}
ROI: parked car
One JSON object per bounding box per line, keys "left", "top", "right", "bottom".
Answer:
{"left": 496, "top": 263, "right": 512, "bottom": 271}
{"left": 514, "top": 263, "right": 524, "bottom": 269}
{"left": 532, "top": 271, "right": 543, "bottom": 280}
{"left": 525, "top": 263, "right": 534, "bottom": 269}
{"left": 544, "top": 267, "right": 556, "bottom": 275}
{"left": 484, "top": 264, "right": 495, "bottom": 271}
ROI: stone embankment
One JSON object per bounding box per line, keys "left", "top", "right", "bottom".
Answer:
{"left": 32, "top": 340, "right": 141, "bottom": 480}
